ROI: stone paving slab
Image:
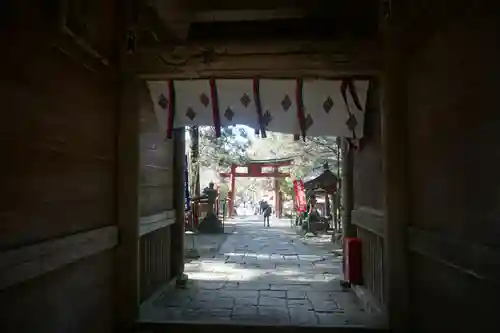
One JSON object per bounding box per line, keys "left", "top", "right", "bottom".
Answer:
{"left": 140, "top": 216, "right": 386, "bottom": 328}
{"left": 184, "top": 223, "right": 237, "bottom": 257}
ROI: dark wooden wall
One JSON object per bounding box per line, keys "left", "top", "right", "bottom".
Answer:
{"left": 353, "top": 82, "right": 384, "bottom": 213}
{"left": 0, "top": 1, "right": 119, "bottom": 332}
{"left": 352, "top": 81, "right": 386, "bottom": 311}
{"left": 352, "top": 4, "right": 500, "bottom": 330}
{"left": 405, "top": 2, "right": 500, "bottom": 331}
{"left": 139, "top": 83, "right": 174, "bottom": 217}
{"left": 138, "top": 82, "right": 176, "bottom": 302}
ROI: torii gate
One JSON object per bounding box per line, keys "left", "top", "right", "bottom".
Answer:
{"left": 220, "top": 157, "right": 293, "bottom": 218}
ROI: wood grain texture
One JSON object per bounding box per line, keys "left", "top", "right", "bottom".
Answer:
{"left": 0, "top": 226, "right": 117, "bottom": 291}
{"left": 404, "top": 2, "right": 500, "bottom": 331}
{"left": 0, "top": 2, "right": 119, "bottom": 332}
{"left": 139, "top": 81, "right": 175, "bottom": 216}
{"left": 137, "top": 39, "right": 382, "bottom": 78}
{"left": 140, "top": 210, "right": 176, "bottom": 236}
{"left": 0, "top": 1, "right": 117, "bottom": 251}
{"left": 170, "top": 128, "right": 186, "bottom": 278}
{"left": 408, "top": 228, "right": 500, "bottom": 284}
{"left": 141, "top": 38, "right": 380, "bottom": 55}
{"left": 1, "top": 250, "right": 114, "bottom": 333}
{"left": 352, "top": 207, "right": 385, "bottom": 238}
{"left": 380, "top": 1, "right": 411, "bottom": 329}
{"left": 114, "top": 32, "right": 141, "bottom": 330}
{"left": 357, "top": 227, "right": 385, "bottom": 308}
{"left": 139, "top": 226, "right": 172, "bottom": 302}
{"left": 353, "top": 208, "right": 500, "bottom": 286}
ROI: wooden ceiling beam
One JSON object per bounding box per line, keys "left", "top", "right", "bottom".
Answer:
{"left": 191, "top": 8, "right": 307, "bottom": 22}
{"left": 146, "top": 0, "right": 192, "bottom": 40}
{"left": 136, "top": 38, "right": 382, "bottom": 78}
{"left": 139, "top": 38, "right": 380, "bottom": 56}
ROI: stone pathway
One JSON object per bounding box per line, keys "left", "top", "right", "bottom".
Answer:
{"left": 184, "top": 221, "right": 236, "bottom": 257}
{"left": 140, "top": 216, "right": 385, "bottom": 328}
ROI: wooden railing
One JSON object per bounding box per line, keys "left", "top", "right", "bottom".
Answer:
{"left": 139, "top": 210, "right": 176, "bottom": 302}
{"left": 352, "top": 207, "right": 385, "bottom": 309}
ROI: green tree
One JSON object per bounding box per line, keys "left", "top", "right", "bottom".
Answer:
{"left": 248, "top": 132, "right": 340, "bottom": 179}
{"left": 187, "top": 125, "right": 252, "bottom": 195}
{"left": 198, "top": 126, "right": 251, "bottom": 168}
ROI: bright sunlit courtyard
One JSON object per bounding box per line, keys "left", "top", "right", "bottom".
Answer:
{"left": 139, "top": 215, "right": 385, "bottom": 328}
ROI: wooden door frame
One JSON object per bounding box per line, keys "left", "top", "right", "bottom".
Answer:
{"left": 381, "top": 1, "right": 411, "bottom": 330}
{"left": 114, "top": 69, "right": 140, "bottom": 330}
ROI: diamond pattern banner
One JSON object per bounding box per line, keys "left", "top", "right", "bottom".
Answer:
{"left": 240, "top": 93, "right": 251, "bottom": 108}
{"left": 224, "top": 107, "right": 235, "bottom": 121}
{"left": 199, "top": 93, "right": 210, "bottom": 108}
{"left": 173, "top": 80, "right": 213, "bottom": 128}
{"left": 259, "top": 79, "right": 299, "bottom": 134}
{"left": 343, "top": 80, "right": 369, "bottom": 139}
{"left": 301, "top": 79, "right": 369, "bottom": 138}
{"left": 216, "top": 79, "right": 259, "bottom": 128}
{"left": 281, "top": 94, "right": 292, "bottom": 112}
{"left": 323, "top": 96, "right": 334, "bottom": 114}
{"left": 186, "top": 107, "right": 196, "bottom": 121}
{"left": 146, "top": 79, "right": 369, "bottom": 138}
{"left": 146, "top": 81, "right": 171, "bottom": 136}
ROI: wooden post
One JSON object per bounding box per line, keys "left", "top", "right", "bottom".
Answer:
{"left": 335, "top": 137, "right": 341, "bottom": 231}
{"left": 274, "top": 177, "right": 280, "bottom": 217}
{"left": 115, "top": 74, "right": 140, "bottom": 331}
{"left": 332, "top": 194, "right": 338, "bottom": 231}
{"left": 229, "top": 164, "right": 236, "bottom": 218}
{"left": 341, "top": 139, "right": 356, "bottom": 238}
{"left": 381, "top": 0, "right": 410, "bottom": 330}
{"left": 171, "top": 128, "right": 186, "bottom": 279}
{"left": 114, "top": 1, "right": 139, "bottom": 330}
{"left": 216, "top": 185, "right": 220, "bottom": 216}
{"left": 325, "top": 192, "right": 331, "bottom": 216}
{"left": 279, "top": 191, "right": 283, "bottom": 218}
{"left": 189, "top": 126, "right": 200, "bottom": 228}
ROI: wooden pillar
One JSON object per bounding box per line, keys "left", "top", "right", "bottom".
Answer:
{"left": 171, "top": 128, "right": 186, "bottom": 278}
{"left": 216, "top": 185, "right": 220, "bottom": 216}
{"left": 341, "top": 139, "right": 356, "bottom": 238}
{"left": 189, "top": 126, "right": 200, "bottom": 228}
{"left": 332, "top": 193, "right": 338, "bottom": 231}
{"left": 280, "top": 191, "right": 284, "bottom": 217}
{"left": 335, "top": 137, "right": 341, "bottom": 230}
{"left": 115, "top": 1, "right": 139, "bottom": 330}
{"left": 382, "top": 1, "right": 410, "bottom": 330}
{"left": 325, "top": 192, "right": 331, "bottom": 217}
{"left": 274, "top": 177, "right": 280, "bottom": 217}
{"left": 189, "top": 126, "right": 199, "bottom": 194}
{"left": 115, "top": 74, "right": 139, "bottom": 330}
{"left": 229, "top": 164, "right": 236, "bottom": 218}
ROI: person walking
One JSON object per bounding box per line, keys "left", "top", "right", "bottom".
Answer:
{"left": 259, "top": 200, "right": 265, "bottom": 214}
{"left": 263, "top": 202, "right": 272, "bottom": 227}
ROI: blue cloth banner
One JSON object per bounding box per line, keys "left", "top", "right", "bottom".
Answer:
{"left": 184, "top": 154, "right": 191, "bottom": 212}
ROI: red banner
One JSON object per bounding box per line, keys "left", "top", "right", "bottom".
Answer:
{"left": 293, "top": 180, "right": 307, "bottom": 213}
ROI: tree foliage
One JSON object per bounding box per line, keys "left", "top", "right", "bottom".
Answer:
{"left": 189, "top": 125, "right": 340, "bottom": 199}
{"left": 198, "top": 126, "right": 251, "bottom": 168}
{"left": 249, "top": 132, "right": 340, "bottom": 179}
{"left": 293, "top": 136, "right": 340, "bottom": 178}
